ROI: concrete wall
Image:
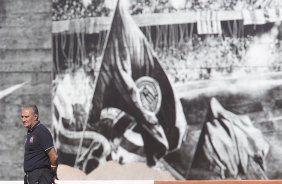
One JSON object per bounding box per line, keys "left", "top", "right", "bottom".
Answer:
{"left": 0, "top": 0, "right": 52, "bottom": 180}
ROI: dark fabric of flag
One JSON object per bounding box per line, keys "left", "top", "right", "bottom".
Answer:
{"left": 87, "top": 0, "right": 187, "bottom": 165}
{"left": 188, "top": 98, "right": 269, "bottom": 179}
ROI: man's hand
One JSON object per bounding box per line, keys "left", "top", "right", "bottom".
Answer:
{"left": 51, "top": 165, "right": 59, "bottom": 183}
{"left": 47, "top": 148, "right": 59, "bottom": 183}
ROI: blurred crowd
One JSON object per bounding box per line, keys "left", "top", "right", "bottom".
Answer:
{"left": 130, "top": 0, "right": 282, "bottom": 14}
{"left": 72, "top": 33, "right": 281, "bottom": 85}
{"left": 53, "top": 0, "right": 282, "bottom": 21}
{"left": 52, "top": 0, "right": 111, "bottom": 21}
{"left": 156, "top": 34, "right": 282, "bottom": 84}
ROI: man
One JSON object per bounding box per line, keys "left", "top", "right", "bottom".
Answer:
{"left": 21, "top": 105, "right": 58, "bottom": 184}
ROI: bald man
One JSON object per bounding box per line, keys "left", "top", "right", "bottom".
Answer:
{"left": 21, "top": 105, "right": 58, "bottom": 184}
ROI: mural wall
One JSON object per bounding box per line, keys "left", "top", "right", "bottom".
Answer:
{"left": 52, "top": 0, "right": 282, "bottom": 180}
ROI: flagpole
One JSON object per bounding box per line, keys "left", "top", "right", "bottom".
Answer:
{"left": 74, "top": 0, "right": 120, "bottom": 168}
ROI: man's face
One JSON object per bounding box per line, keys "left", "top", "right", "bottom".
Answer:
{"left": 21, "top": 108, "right": 38, "bottom": 129}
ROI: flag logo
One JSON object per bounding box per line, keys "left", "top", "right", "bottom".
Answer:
{"left": 136, "top": 76, "right": 162, "bottom": 114}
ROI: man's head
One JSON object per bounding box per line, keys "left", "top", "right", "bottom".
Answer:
{"left": 21, "top": 105, "right": 39, "bottom": 129}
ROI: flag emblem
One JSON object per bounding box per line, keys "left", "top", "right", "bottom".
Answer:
{"left": 136, "top": 76, "right": 162, "bottom": 114}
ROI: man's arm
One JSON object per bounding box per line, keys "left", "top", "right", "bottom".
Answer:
{"left": 47, "top": 148, "right": 59, "bottom": 180}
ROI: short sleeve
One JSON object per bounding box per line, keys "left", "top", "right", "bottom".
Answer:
{"left": 37, "top": 128, "right": 54, "bottom": 151}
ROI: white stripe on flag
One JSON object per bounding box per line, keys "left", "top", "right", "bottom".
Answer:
{"left": 206, "top": 11, "right": 212, "bottom": 34}
{"left": 196, "top": 11, "right": 202, "bottom": 34}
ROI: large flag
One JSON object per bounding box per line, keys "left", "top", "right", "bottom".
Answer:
{"left": 188, "top": 98, "right": 269, "bottom": 179}
{"left": 87, "top": 0, "right": 187, "bottom": 165}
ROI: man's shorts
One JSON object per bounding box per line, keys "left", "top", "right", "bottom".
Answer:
{"left": 24, "top": 168, "right": 53, "bottom": 184}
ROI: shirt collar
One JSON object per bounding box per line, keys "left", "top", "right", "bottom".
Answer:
{"left": 28, "top": 121, "right": 40, "bottom": 133}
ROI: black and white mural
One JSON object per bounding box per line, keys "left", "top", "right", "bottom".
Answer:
{"left": 52, "top": 0, "right": 282, "bottom": 179}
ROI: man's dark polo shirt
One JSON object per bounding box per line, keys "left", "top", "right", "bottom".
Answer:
{"left": 24, "top": 121, "right": 54, "bottom": 172}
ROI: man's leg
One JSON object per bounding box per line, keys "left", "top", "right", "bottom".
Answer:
{"left": 38, "top": 168, "right": 53, "bottom": 184}
{"left": 26, "top": 168, "right": 53, "bottom": 184}
{"left": 26, "top": 169, "right": 40, "bottom": 184}
{"left": 24, "top": 174, "right": 28, "bottom": 184}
